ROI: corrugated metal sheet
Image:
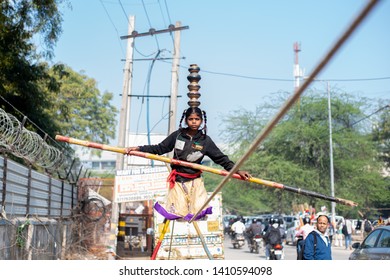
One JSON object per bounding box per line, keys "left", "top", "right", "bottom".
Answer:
{"left": 0, "top": 157, "right": 105, "bottom": 260}
{"left": 0, "top": 155, "right": 77, "bottom": 218}
{"left": 0, "top": 218, "right": 74, "bottom": 260}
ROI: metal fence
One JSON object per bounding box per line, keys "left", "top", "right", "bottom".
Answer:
{"left": 0, "top": 154, "right": 79, "bottom": 260}
{"left": 0, "top": 155, "right": 77, "bottom": 218}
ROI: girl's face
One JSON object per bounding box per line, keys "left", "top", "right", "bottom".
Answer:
{"left": 186, "top": 113, "right": 202, "bottom": 131}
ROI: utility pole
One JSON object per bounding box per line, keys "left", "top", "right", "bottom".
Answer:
{"left": 168, "top": 21, "right": 183, "bottom": 135}
{"left": 116, "top": 15, "right": 135, "bottom": 170}
{"left": 327, "top": 81, "right": 336, "bottom": 223}
{"left": 109, "top": 19, "right": 188, "bottom": 258}
{"left": 303, "top": 78, "right": 336, "bottom": 223}
{"left": 120, "top": 22, "right": 188, "bottom": 160}
{"left": 110, "top": 15, "right": 135, "bottom": 259}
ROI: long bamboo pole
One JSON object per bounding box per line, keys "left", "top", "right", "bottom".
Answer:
{"left": 188, "top": 0, "right": 379, "bottom": 222}
{"left": 55, "top": 135, "right": 357, "bottom": 207}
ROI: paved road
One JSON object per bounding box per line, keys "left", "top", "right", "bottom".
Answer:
{"left": 223, "top": 235, "right": 352, "bottom": 260}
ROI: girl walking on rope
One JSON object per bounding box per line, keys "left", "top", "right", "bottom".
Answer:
{"left": 126, "top": 106, "right": 251, "bottom": 221}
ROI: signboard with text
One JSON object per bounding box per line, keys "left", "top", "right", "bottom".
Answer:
{"left": 114, "top": 167, "right": 169, "bottom": 203}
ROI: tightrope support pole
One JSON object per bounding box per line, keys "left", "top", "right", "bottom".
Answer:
{"left": 168, "top": 220, "right": 175, "bottom": 260}
{"left": 193, "top": 221, "right": 214, "bottom": 260}
{"left": 151, "top": 218, "right": 170, "bottom": 260}
{"left": 188, "top": 0, "right": 379, "bottom": 223}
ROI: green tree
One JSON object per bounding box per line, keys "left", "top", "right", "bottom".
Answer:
{"left": 220, "top": 90, "right": 388, "bottom": 218}
{"left": 46, "top": 65, "right": 118, "bottom": 147}
{"left": 0, "top": 0, "right": 66, "bottom": 136}
{"left": 1, "top": 1, "right": 117, "bottom": 159}
{"left": 372, "top": 102, "right": 390, "bottom": 168}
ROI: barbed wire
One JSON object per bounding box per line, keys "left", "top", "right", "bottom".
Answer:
{"left": 0, "top": 108, "right": 67, "bottom": 172}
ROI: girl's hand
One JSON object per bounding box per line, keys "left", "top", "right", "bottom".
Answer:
{"left": 237, "top": 170, "right": 252, "bottom": 181}
{"left": 125, "top": 146, "right": 139, "bottom": 155}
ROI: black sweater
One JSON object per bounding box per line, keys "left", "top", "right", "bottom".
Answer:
{"left": 138, "top": 129, "right": 235, "bottom": 182}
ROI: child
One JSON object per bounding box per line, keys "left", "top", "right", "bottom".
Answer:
{"left": 126, "top": 106, "right": 251, "bottom": 221}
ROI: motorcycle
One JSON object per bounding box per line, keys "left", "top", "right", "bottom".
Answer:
{"left": 248, "top": 234, "right": 263, "bottom": 253}
{"left": 231, "top": 233, "right": 245, "bottom": 249}
{"left": 296, "top": 236, "right": 304, "bottom": 259}
{"left": 269, "top": 243, "right": 283, "bottom": 260}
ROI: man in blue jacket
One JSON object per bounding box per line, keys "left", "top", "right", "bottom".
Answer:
{"left": 303, "top": 214, "right": 332, "bottom": 260}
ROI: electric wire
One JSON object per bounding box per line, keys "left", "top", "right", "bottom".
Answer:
{"left": 167, "top": 60, "right": 390, "bottom": 83}
{"left": 163, "top": 0, "right": 173, "bottom": 25}
{"left": 157, "top": 0, "right": 168, "bottom": 27}
{"left": 146, "top": 51, "right": 161, "bottom": 155}
{"left": 117, "top": 0, "right": 131, "bottom": 28}
{"left": 162, "top": 0, "right": 175, "bottom": 45}
{"left": 328, "top": 103, "right": 390, "bottom": 138}
{"left": 99, "top": 0, "right": 126, "bottom": 56}
{"left": 157, "top": 60, "right": 388, "bottom": 86}
{"left": 141, "top": 0, "right": 161, "bottom": 50}
{"left": 115, "top": 0, "right": 157, "bottom": 58}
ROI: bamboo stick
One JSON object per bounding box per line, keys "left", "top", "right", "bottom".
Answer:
{"left": 55, "top": 135, "right": 357, "bottom": 207}
{"left": 151, "top": 218, "right": 170, "bottom": 260}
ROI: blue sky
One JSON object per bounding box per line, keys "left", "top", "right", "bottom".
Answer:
{"left": 52, "top": 0, "right": 390, "bottom": 145}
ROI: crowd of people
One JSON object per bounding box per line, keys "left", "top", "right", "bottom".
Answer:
{"left": 225, "top": 212, "right": 389, "bottom": 260}
{"left": 294, "top": 213, "right": 390, "bottom": 259}
{"left": 226, "top": 216, "right": 286, "bottom": 259}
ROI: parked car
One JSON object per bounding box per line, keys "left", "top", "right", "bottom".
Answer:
{"left": 282, "top": 215, "right": 298, "bottom": 225}
{"left": 371, "top": 220, "right": 387, "bottom": 228}
{"left": 349, "top": 225, "right": 390, "bottom": 260}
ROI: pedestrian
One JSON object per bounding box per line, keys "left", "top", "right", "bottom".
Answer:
{"left": 126, "top": 106, "right": 251, "bottom": 221}
{"left": 363, "top": 218, "right": 372, "bottom": 238}
{"left": 343, "top": 218, "right": 353, "bottom": 250}
{"left": 334, "top": 223, "right": 343, "bottom": 247}
{"left": 327, "top": 221, "right": 335, "bottom": 246}
{"left": 355, "top": 219, "right": 362, "bottom": 233}
{"left": 377, "top": 216, "right": 385, "bottom": 226}
{"left": 303, "top": 215, "right": 332, "bottom": 260}
{"left": 295, "top": 216, "right": 314, "bottom": 259}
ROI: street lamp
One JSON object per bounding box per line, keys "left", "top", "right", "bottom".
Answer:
{"left": 304, "top": 78, "right": 336, "bottom": 223}
{"left": 326, "top": 82, "right": 336, "bottom": 224}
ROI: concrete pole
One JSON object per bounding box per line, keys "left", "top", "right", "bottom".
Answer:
{"left": 110, "top": 15, "right": 135, "bottom": 258}
{"left": 116, "top": 15, "right": 135, "bottom": 170}
{"left": 168, "top": 21, "right": 182, "bottom": 135}
{"left": 124, "top": 19, "right": 135, "bottom": 150}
